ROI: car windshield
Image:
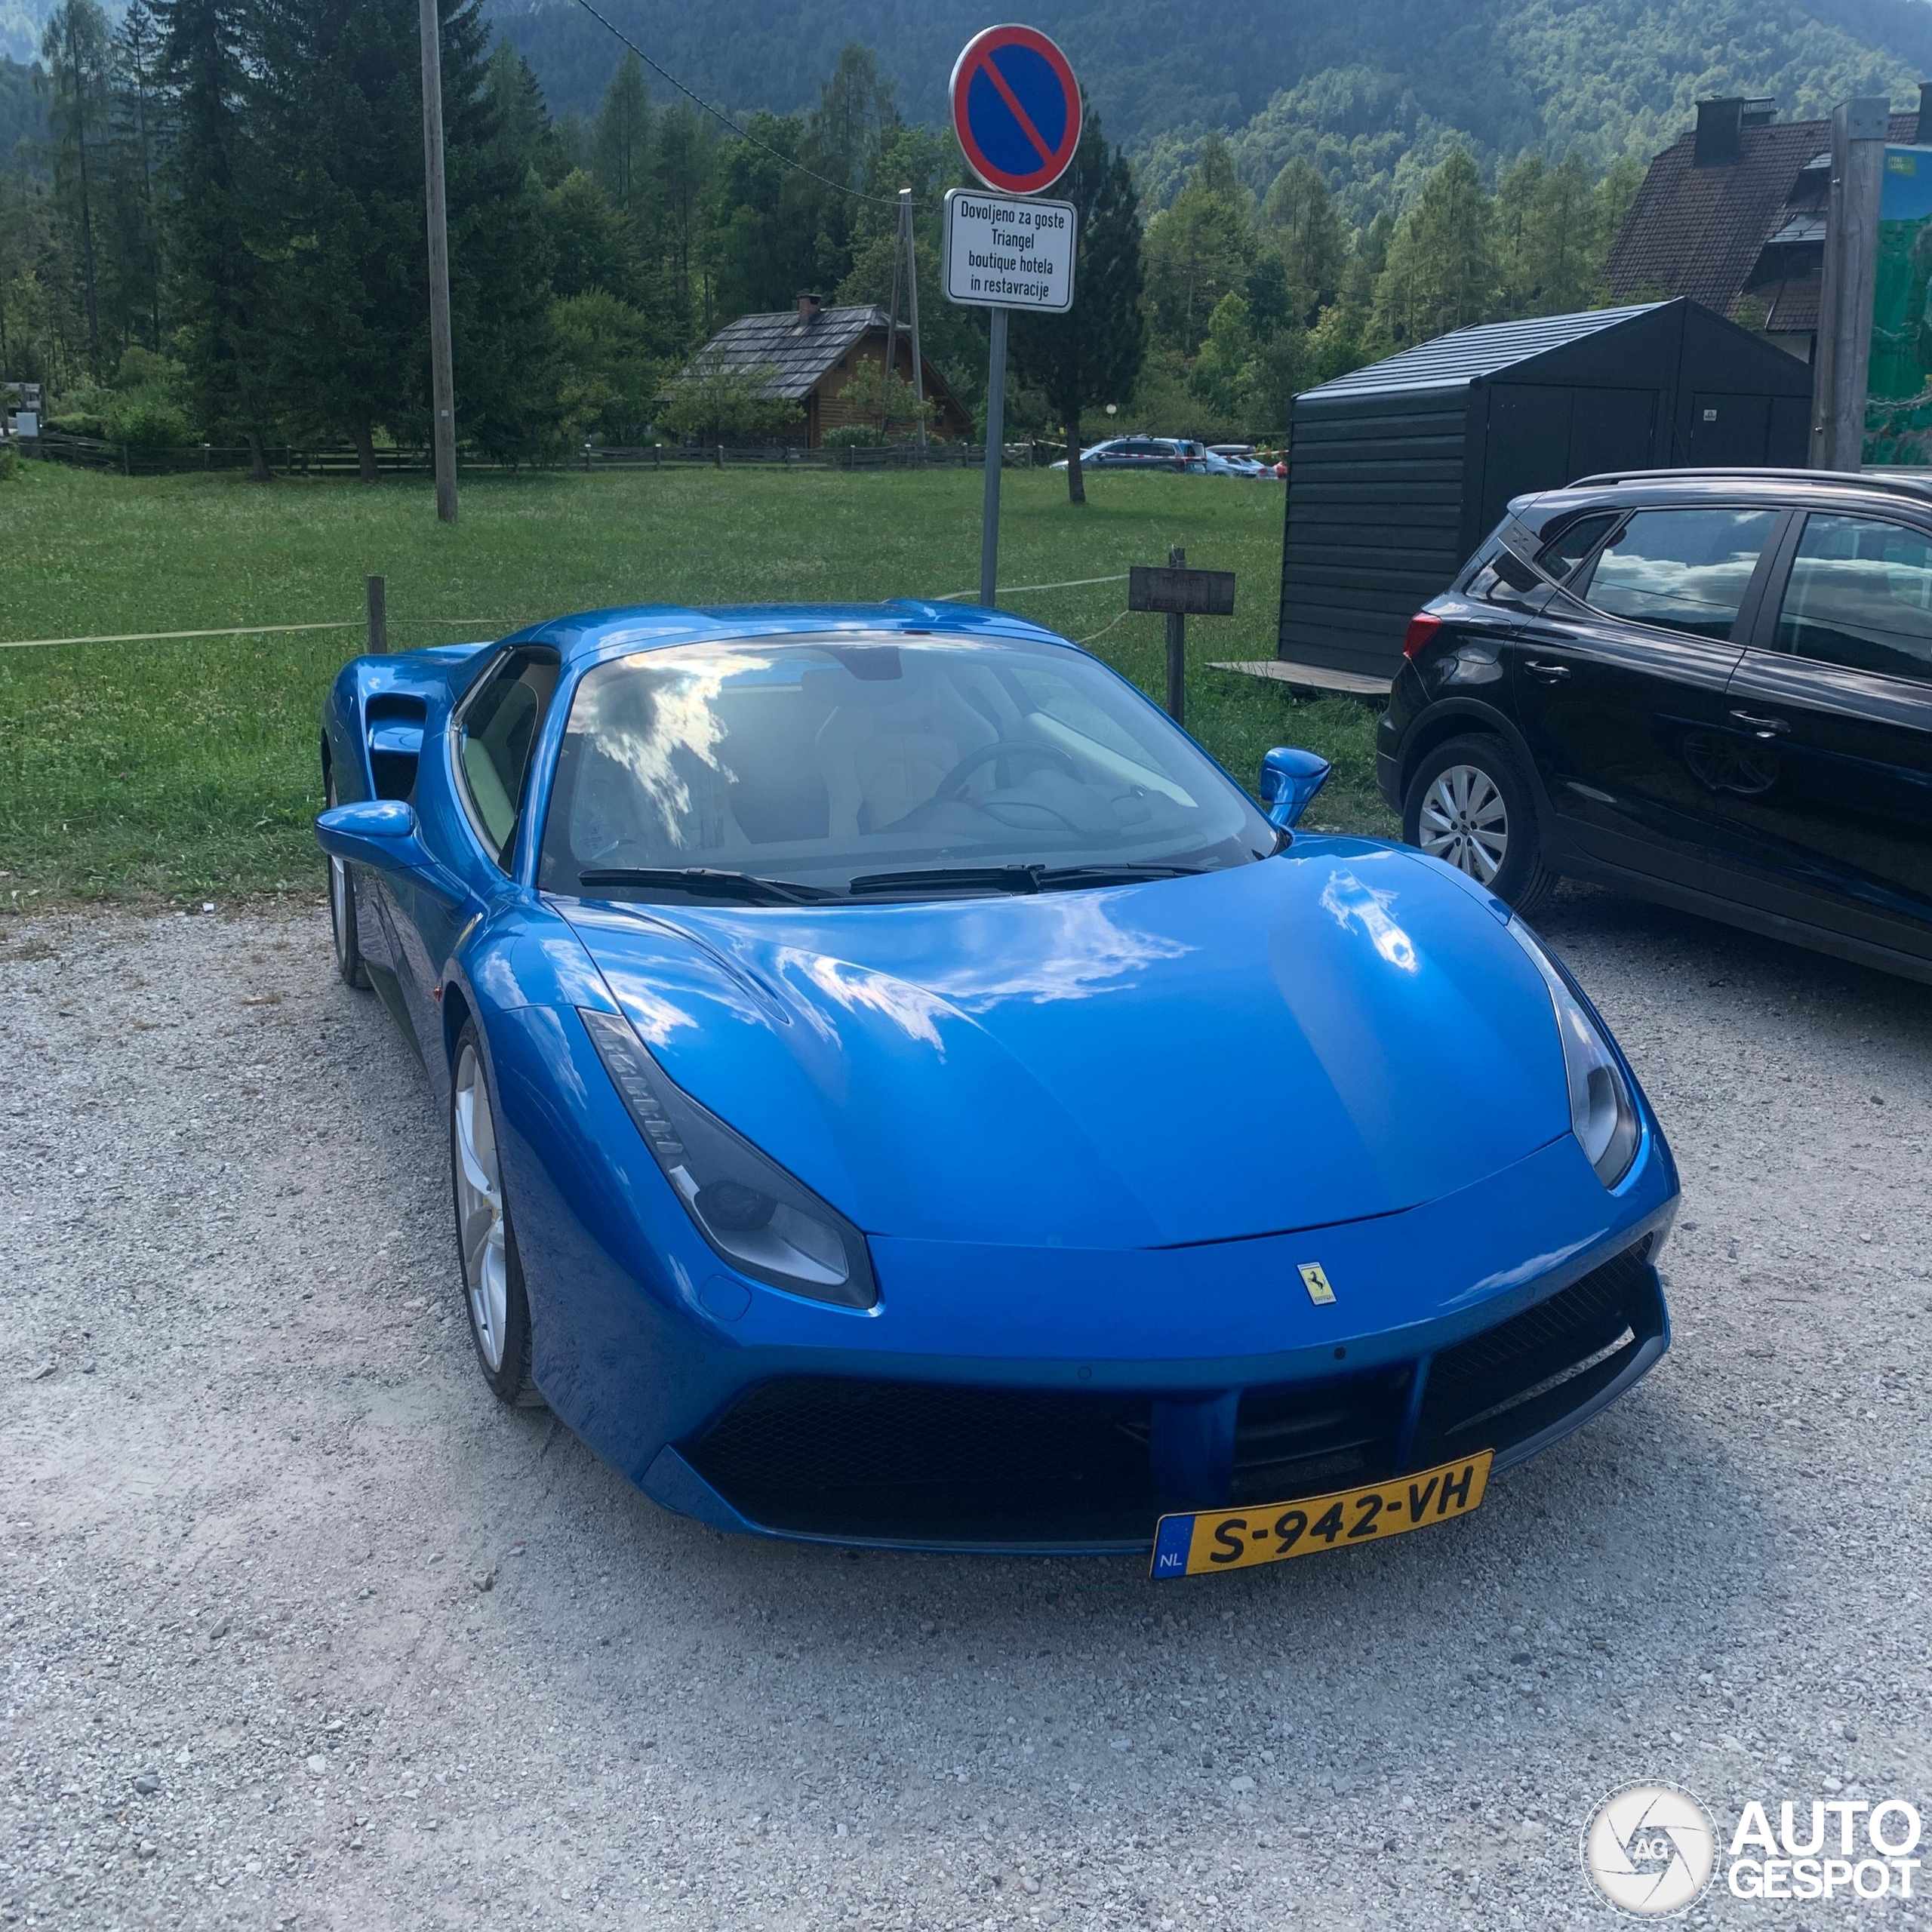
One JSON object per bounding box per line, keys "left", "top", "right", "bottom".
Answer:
{"left": 537, "top": 633, "right": 1274, "bottom": 900}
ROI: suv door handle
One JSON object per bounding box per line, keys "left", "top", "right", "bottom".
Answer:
{"left": 1522, "top": 660, "right": 1571, "bottom": 682}
{"left": 1729, "top": 709, "right": 1791, "bottom": 739}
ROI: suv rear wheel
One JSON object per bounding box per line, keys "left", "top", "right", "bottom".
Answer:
{"left": 1402, "top": 734, "right": 1556, "bottom": 914}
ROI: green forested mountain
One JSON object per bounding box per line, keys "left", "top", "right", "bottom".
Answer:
{"left": 475, "top": 0, "right": 1932, "bottom": 208}
{"left": 8, "top": 0, "right": 1932, "bottom": 195}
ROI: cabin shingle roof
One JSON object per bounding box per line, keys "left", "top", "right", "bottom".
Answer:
{"left": 686, "top": 305, "right": 892, "bottom": 401}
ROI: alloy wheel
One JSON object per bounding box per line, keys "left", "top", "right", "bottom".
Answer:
{"left": 453, "top": 1043, "right": 509, "bottom": 1371}
{"left": 1417, "top": 763, "right": 1509, "bottom": 884}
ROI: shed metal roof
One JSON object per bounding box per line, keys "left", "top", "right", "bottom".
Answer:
{"left": 1298, "top": 303, "right": 1666, "bottom": 402}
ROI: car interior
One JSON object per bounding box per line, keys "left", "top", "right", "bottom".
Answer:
{"left": 534, "top": 638, "right": 1251, "bottom": 891}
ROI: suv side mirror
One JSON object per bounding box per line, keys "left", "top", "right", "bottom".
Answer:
{"left": 1259, "top": 747, "right": 1332, "bottom": 831}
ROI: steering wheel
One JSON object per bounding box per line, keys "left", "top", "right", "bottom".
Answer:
{"left": 934, "top": 739, "right": 1081, "bottom": 802}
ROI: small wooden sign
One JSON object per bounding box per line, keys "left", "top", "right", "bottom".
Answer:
{"left": 1129, "top": 565, "right": 1235, "bottom": 617}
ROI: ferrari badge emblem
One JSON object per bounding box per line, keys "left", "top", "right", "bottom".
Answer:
{"left": 1298, "top": 1262, "right": 1337, "bottom": 1306}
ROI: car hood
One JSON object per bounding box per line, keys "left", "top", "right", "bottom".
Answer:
{"left": 560, "top": 840, "right": 1574, "bottom": 1249}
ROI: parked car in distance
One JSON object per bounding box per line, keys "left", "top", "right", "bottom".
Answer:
{"left": 1051, "top": 435, "right": 1203, "bottom": 473}
{"left": 1378, "top": 466, "right": 1932, "bottom": 985}
{"left": 1201, "top": 447, "right": 1272, "bottom": 478}
{"left": 314, "top": 601, "right": 1677, "bottom": 1565}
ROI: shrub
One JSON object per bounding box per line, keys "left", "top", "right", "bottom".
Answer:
{"left": 103, "top": 396, "right": 195, "bottom": 454}
{"left": 822, "top": 423, "right": 884, "bottom": 448}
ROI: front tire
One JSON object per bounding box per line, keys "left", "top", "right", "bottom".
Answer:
{"left": 451, "top": 1024, "right": 543, "bottom": 1408}
{"left": 323, "top": 764, "right": 372, "bottom": 989}
{"left": 1402, "top": 734, "right": 1557, "bottom": 914}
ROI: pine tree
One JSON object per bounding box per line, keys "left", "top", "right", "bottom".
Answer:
{"left": 653, "top": 102, "right": 714, "bottom": 336}
{"left": 592, "top": 51, "right": 648, "bottom": 219}
{"left": 1371, "top": 149, "right": 1497, "bottom": 350}
{"left": 104, "top": 0, "right": 166, "bottom": 353}
{"left": 1497, "top": 150, "right": 1595, "bottom": 316}
{"left": 244, "top": 0, "right": 427, "bottom": 478}
{"left": 40, "top": 0, "right": 112, "bottom": 367}
{"left": 1261, "top": 158, "right": 1346, "bottom": 321}
{"left": 485, "top": 36, "right": 566, "bottom": 189}
{"left": 155, "top": 0, "right": 272, "bottom": 475}
{"left": 435, "top": 0, "right": 559, "bottom": 461}
{"left": 1008, "top": 103, "right": 1144, "bottom": 505}
{"left": 1143, "top": 134, "right": 1256, "bottom": 355}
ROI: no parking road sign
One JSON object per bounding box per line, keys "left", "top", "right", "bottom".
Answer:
{"left": 949, "top": 24, "right": 1081, "bottom": 195}
{"left": 948, "top": 24, "right": 1085, "bottom": 611}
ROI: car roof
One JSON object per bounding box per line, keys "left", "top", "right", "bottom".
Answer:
{"left": 502, "top": 601, "right": 1075, "bottom": 666}
{"left": 1515, "top": 466, "right": 1932, "bottom": 531}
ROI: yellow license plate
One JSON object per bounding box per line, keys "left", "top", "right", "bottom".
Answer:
{"left": 1149, "top": 1451, "right": 1493, "bottom": 1579}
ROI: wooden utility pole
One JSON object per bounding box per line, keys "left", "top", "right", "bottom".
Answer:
{"left": 418, "top": 0, "right": 458, "bottom": 523}
{"left": 1810, "top": 97, "right": 1889, "bottom": 472}
{"left": 881, "top": 200, "right": 903, "bottom": 442}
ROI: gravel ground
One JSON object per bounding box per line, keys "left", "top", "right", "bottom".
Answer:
{"left": 3, "top": 884, "right": 1930, "bottom": 1932}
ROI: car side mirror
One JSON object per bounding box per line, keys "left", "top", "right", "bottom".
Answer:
{"left": 1259, "top": 746, "right": 1332, "bottom": 832}
{"left": 315, "top": 798, "right": 435, "bottom": 876}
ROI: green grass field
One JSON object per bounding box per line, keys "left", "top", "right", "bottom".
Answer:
{"left": 0, "top": 460, "right": 1392, "bottom": 903}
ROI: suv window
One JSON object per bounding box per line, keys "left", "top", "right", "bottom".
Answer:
{"left": 1777, "top": 513, "right": 1932, "bottom": 684}
{"left": 1580, "top": 507, "right": 1779, "bottom": 640}
{"left": 1534, "top": 512, "right": 1618, "bottom": 583}
{"left": 457, "top": 647, "right": 561, "bottom": 866}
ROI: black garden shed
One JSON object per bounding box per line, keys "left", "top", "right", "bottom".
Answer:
{"left": 1275, "top": 297, "right": 1814, "bottom": 682}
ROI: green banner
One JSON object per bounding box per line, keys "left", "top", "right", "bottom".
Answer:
{"left": 1865, "top": 144, "right": 1932, "bottom": 463}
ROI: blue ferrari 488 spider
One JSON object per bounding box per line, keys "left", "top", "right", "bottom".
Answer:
{"left": 315, "top": 601, "right": 1678, "bottom": 1575}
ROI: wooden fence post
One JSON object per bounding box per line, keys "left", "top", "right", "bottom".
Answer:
{"left": 366, "top": 576, "right": 389, "bottom": 654}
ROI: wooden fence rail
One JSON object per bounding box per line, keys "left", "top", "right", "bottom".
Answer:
{"left": 19, "top": 430, "right": 1066, "bottom": 478}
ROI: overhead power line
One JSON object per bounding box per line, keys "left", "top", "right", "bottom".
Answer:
{"left": 565, "top": 0, "right": 902, "bottom": 207}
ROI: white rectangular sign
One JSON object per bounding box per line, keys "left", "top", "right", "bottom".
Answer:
{"left": 943, "top": 188, "right": 1077, "bottom": 312}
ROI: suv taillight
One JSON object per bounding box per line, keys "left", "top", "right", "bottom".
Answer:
{"left": 1401, "top": 611, "right": 1444, "bottom": 660}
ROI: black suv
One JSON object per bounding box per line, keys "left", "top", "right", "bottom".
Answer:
{"left": 1377, "top": 469, "right": 1932, "bottom": 985}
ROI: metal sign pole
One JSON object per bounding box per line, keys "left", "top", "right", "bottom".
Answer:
{"left": 903, "top": 188, "right": 927, "bottom": 457}
{"left": 1164, "top": 546, "right": 1186, "bottom": 723}
{"left": 980, "top": 306, "right": 1008, "bottom": 606}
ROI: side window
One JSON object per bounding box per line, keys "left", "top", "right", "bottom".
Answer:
{"left": 1777, "top": 514, "right": 1932, "bottom": 684}
{"left": 1534, "top": 512, "right": 1619, "bottom": 584}
{"left": 456, "top": 648, "right": 561, "bottom": 866}
{"left": 1466, "top": 546, "right": 1543, "bottom": 608}
{"left": 1580, "top": 506, "right": 1780, "bottom": 639}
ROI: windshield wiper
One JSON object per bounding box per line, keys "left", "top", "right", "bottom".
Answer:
{"left": 845, "top": 861, "right": 1212, "bottom": 897}
{"left": 577, "top": 867, "right": 840, "bottom": 905}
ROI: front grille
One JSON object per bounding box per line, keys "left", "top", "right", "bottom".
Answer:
{"left": 688, "top": 1378, "right": 1154, "bottom": 1544}
{"left": 1413, "top": 1241, "right": 1661, "bottom": 1463}
{"left": 685, "top": 1244, "right": 1662, "bottom": 1546}
{"left": 1230, "top": 1367, "right": 1413, "bottom": 1503}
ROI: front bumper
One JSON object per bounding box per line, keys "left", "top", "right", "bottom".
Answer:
{"left": 651, "top": 1238, "right": 1666, "bottom": 1551}
{"left": 491, "top": 994, "right": 1678, "bottom": 1554}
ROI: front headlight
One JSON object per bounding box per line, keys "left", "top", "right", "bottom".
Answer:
{"left": 1506, "top": 921, "right": 1639, "bottom": 1188}
{"left": 580, "top": 1008, "right": 878, "bottom": 1309}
